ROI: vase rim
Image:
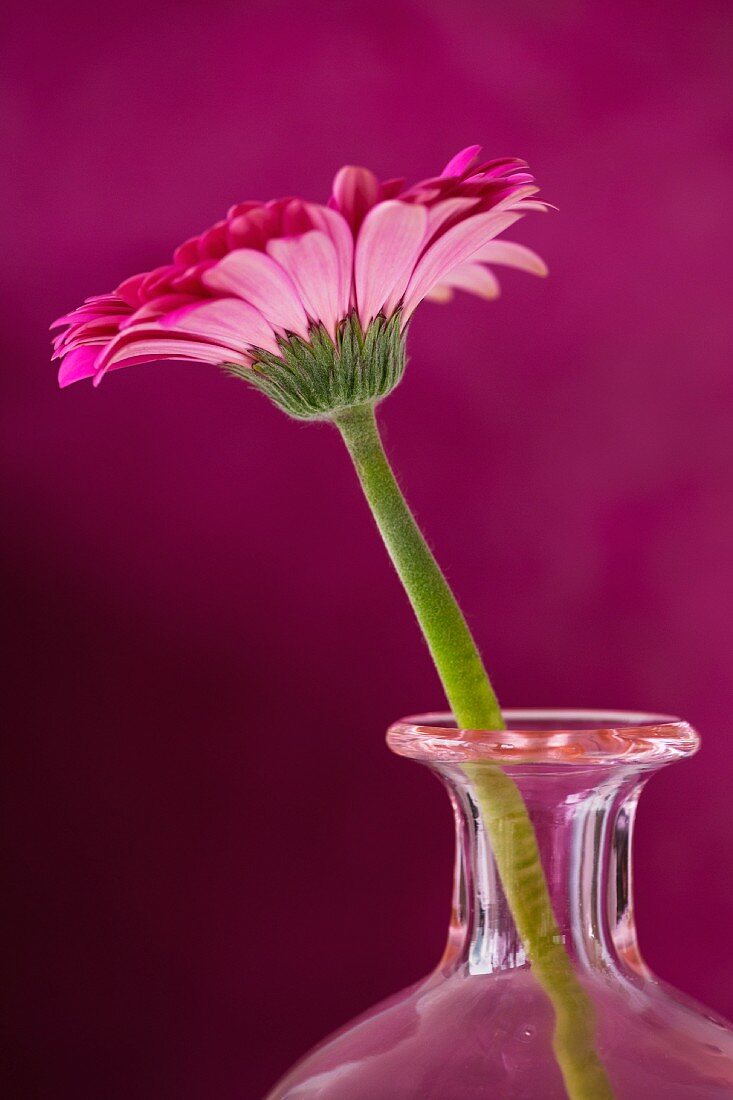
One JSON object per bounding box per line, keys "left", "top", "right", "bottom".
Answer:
{"left": 386, "top": 708, "right": 699, "bottom": 766}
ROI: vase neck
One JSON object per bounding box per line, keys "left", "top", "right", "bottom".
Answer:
{"left": 436, "top": 761, "right": 648, "bottom": 978}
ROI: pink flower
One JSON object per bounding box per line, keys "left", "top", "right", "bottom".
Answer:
{"left": 52, "top": 145, "right": 548, "bottom": 408}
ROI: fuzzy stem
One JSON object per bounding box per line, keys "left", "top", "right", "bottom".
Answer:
{"left": 333, "top": 401, "right": 614, "bottom": 1100}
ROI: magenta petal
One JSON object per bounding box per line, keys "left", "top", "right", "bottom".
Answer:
{"left": 115, "top": 273, "right": 148, "bottom": 307}
{"left": 440, "top": 145, "right": 482, "bottom": 178}
{"left": 331, "top": 165, "right": 379, "bottom": 232}
{"left": 173, "top": 236, "right": 202, "bottom": 267}
{"left": 121, "top": 294, "right": 198, "bottom": 328}
{"left": 226, "top": 215, "right": 262, "bottom": 250}
{"left": 479, "top": 157, "right": 528, "bottom": 179}
{"left": 51, "top": 302, "right": 127, "bottom": 329}
{"left": 281, "top": 199, "right": 315, "bottom": 237}
{"left": 226, "top": 200, "right": 261, "bottom": 220}
{"left": 199, "top": 220, "right": 230, "bottom": 259}
{"left": 378, "top": 177, "right": 406, "bottom": 201}
{"left": 54, "top": 322, "right": 118, "bottom": 356}
{"left": 202, "top": 250, "right": 309, "bottom": 338}
{"left": 354, "top": 201, "right": 428, "bottom": 326}
{"left": 169, "top": 261, "right": 216, "bottom": 295}
{"left": 397, "top": 184, "right": 443, "bottom": 204}
{"left": 57, "top": 345, "right": 100, "bottom": 387}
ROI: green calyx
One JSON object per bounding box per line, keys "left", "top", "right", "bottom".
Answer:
{"left": 223, "top": 311, "right": 407, "bottom": 420}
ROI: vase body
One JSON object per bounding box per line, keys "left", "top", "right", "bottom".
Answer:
{"left": 266, "top": 710, "right": 733, "bottom": 1099}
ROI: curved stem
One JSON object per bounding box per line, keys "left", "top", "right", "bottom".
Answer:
{"left": 333, "top": 401, "right": 614, "bottom": 1100}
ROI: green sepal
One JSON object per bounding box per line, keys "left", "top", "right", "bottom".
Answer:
{"left": 222, "top": 311, "right": 407, "bottom": 420}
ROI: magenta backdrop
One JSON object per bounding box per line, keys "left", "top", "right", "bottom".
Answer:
{"left": 3, "top": 1, "right": 733, "bottom": 1096}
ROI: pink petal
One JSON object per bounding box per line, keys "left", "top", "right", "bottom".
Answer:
{"left": 441, "top": 145, "right": 482, "bottom": 178}
{"left": 203, "top": 250, "right": 309, "bottom": 338}
{"left": 425, "top": 197, "right": 480, "bottom": 239}
{"left": 424, "top": 285, "right": 454, "bottom": 303}
{"left": 484, "top": 185, "right": 540, "bottom": 213}
{"left": 429, "top": 262, "right": 501, "bottom": 300}
{"left": 304, "top": 204, "right": 355, "bottom": 312}
{"left": 267, "top": 231, "right": 345, "bottom": 338}
{"left": 159, "top": 298, "right": 281, "bottom": 356}
{"left": 472, "top": 240, "right": 548, "bottom": 276}
{"left": 331, "top": 165, "right": 379, "bottom": 232}
{"left": 511, "top": 200, "right": 552, "bottom": 213}
{"left": 401, "top": 210, "right": 522, "bottom": 319}
{"left": 355, "top": 201, "right": 428, "bottom": 326}
{"left": 95, "top": 329, "right": 251, "bottom": 384}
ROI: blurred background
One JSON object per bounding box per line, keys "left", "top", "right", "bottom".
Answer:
{"left": 3, "top": 0, "right": 732, "bottom": 1096}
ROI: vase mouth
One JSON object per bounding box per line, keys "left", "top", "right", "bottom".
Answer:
{"left": 386, "top": 708, "right": 699, "bottom": 766}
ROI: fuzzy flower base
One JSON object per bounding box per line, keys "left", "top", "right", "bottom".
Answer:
{"left": 229, "top": 313, "right": 406, "bottom": 420}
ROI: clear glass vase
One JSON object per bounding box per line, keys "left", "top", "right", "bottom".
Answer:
{"left": 266, "top": 710, "right": 733, "bottom": 1099}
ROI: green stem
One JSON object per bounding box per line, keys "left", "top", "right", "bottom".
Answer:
{"left": 333, "top": 401, "right": 614, "bottom": 1100}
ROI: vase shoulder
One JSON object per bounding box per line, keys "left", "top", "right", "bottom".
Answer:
{"left": 267, "top": 967, "right": 733, "bottom": 1099}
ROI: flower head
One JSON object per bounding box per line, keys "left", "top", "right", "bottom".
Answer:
{"left": 52, "top": 145, "right": 548, "bottom": 418}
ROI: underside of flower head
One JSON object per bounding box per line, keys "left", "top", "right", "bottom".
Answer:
{"left": 52, "top": 145, "right": 549, "bottom": 419}
{"left": 227, "top": 311, "right": 406, "bottom": 420}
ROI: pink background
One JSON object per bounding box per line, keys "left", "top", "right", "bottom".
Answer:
{"left": 4, "top": 1, "right": 733, "bottom": 1096}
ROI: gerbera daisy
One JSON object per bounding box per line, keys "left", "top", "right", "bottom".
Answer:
{"left": 52, "top": 145, "right": 547, "bottom": 418}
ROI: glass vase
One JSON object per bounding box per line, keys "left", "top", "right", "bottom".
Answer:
{"left": 266, "top": 710, "right": 733, "bottom": 1099}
